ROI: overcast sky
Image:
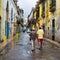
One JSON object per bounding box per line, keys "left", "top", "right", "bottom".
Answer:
{"left": 17, "top": 0, "right": 38, "bottom": 18}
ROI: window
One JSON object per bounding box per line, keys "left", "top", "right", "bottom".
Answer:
{"left": 36, "top": 6, "right": 40, "bottom": 20}
{"left": 11, "top": 8, "right": 13, "bottom": 21}
{"left": 50, "top": 0, "right": 56, "bottom": 12}
{"left": 42, "top": 1, "right": 45, "bottom": 18}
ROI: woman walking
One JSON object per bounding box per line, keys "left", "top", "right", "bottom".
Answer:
{"left": 37, "top": 27, "right": 44, "bottom": 50}
{"left": 29, "top": 28, "right": 37, "bottom": 51}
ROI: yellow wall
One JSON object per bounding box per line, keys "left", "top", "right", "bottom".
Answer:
{"left": 39, "top": 3, "right": 44, "bottom": 28}
{"left": 34, "top": 0, "right": 52, "bottom": 30}
{"left": 36, "top": 22, "right": 39, "bottom": 29}
{"left": 34, "top": 11, "right": 36, "bottom": 19}
{"left": 0, "top": 0, "right": 2, "bottom": 16}
{"left": 45, "top": 0, "right": 52, "bottom": 30}
{"left": 39, "top": 4, "right": 42, "bottom": 18}
{"left": 33, "top": 10, "right": 39, "bottom": 29}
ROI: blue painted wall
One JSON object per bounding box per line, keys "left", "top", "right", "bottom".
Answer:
{"left": 5, "top": 21, "right": 9, "bottom": 39}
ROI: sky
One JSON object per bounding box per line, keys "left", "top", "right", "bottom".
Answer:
{"left": 17, "top": 0, "right": 38, "bottom": 18}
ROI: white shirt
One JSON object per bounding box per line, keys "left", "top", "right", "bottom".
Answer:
{"left": 37, "top": 29, "right": 44, "bottom": 38}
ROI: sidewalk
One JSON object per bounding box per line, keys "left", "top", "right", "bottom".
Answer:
{"left": 2, "top": 32, "right": 60, "bottom": 60}
{"left": 0, "top": 33, "right": 19, "bottom": 54}
{"left": 43, "top": 38, "right": 60, "bottom": 48}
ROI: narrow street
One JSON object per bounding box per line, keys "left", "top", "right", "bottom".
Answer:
{"left": 0, "top": 0, "right": 60, "bottom": 60}
{"left": 2, "top": 32, "right": 60, "bottom": 60}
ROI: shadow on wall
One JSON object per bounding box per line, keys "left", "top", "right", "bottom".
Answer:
{"left": 44, "top": 30, "right": 60, "bottom": 43}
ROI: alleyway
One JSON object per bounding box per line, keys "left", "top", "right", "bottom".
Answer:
{"left": 2, "top": 32, "right": 60, "bottom": 60}
{"left": 1, "top": 0, "right": 60, "bottom": 60}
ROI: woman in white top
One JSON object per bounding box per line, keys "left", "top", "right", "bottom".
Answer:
{"left": 37, "top": 27, "right": 44, "bottom": 50}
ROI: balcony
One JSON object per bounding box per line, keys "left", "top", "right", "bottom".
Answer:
{"left": 50, "top": 0, "right": 56, "bottom": 12}
{"left": 42, "top": 2, "right": 45, "bottom": 18}
{"left": 36, "top": 7, "right": 39, "bottom": 20}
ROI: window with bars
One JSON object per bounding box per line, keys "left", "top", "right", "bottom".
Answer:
{"left": 11, "top": 8, "right": 13, "bottom": 21}
{"left": 42, "top": 1, "right": 45, "bottom": 18}
{"left": 36, "top": 7, "right": 40, "bottom": 20}
{"left": 50, "top": 0, "right": 56, "bottom": 12}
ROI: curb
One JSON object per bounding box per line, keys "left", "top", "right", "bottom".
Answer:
{"left": 0, "top": 36, "right": 16, "bottom": 53}
{"left": 44, "top": 38, "right": 60, "bottom": 48}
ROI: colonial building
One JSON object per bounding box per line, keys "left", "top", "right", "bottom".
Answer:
{"left": 28, "top": 0, "right": 60, "bottom": 42}
{"left": 0, "top": 0, "right": 21, "bottom": 42}
{"left": 33, "top": 0, "right": 45, "bottom": 30}
{"left": 0, "top": 0, "right": 2, "bottom": 42}
{"left": 28, "top": 8, "right": 34, "bottom": 29}
{"left": 46, "top": 0, "right": 60, "bottom": 41}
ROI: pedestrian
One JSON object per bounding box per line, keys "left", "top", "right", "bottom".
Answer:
{"left": 37, "top": 27, "right": 44, "bottom": 50}
{"left": 29, "top": 27, "right": 37, "bottom": 51}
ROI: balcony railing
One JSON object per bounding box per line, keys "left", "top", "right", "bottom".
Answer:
{"left": 40, "top": 0, "right": 45, "bottom": 3}
{"left": 42, "top": 1, "right": 45, "bottom": 18}
{"left": 36, "top": 7, "right": 40, "bottom": 20}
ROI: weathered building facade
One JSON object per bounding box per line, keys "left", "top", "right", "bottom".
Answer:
{"left": 28, "top": 0, "right": 60, "bottom": 42}
{"left": 0, "top": 0, "right": 21, "bottom": 42}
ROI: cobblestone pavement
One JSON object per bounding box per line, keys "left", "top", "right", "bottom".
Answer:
{"left": 1, "top": 32, "right": 60, "bottom": 60}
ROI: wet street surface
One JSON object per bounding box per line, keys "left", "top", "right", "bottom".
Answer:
{"left": 1, "top": 32, "right": 60, "bottom": 60}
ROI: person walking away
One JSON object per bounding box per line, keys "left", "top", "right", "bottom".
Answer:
{"left": 37, "top": 27, "right": 44, "bottom": 50}
{"left": 29, "top": 28, "right": 37, "bottom": 51}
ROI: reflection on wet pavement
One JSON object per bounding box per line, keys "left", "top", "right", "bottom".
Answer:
{"left": 1, "top": 32, "right": 60, "bottom": 60}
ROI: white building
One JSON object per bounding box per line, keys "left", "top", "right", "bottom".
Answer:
{"left": 1, "top": 0, "right": 18, "bottom": 40}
